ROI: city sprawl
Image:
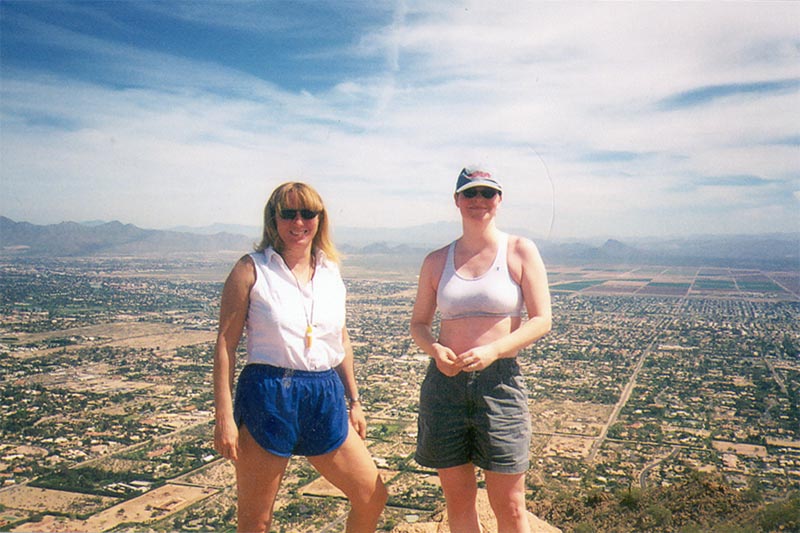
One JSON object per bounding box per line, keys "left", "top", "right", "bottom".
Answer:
{"left": 0, "top": 255, "right": 798, "bottom": 531}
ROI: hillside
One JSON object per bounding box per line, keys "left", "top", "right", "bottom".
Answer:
{"left": 531, "top": 472, "right": 799, "bottom": 532}
{"left": 0, "top": 216, "right": 253, "bottom": 256}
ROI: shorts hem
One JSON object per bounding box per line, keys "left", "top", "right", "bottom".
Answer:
{"left": 414, "top": 454, "right": 470, "bottom": 470}
{"left": 473, "top": 460, "right": 530, "bottom": 475}
{"left": 415, "top": 455, "right": 528, "bottom": 475}
{"left": 305, "top": 430, "right": 348, "bottom": 458}
{"left": 238, "top": 420, "right": 294, "bottom": 458}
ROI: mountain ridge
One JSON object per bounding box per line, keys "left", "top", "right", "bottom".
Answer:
{"left": 0, "top": 216, "right": 254, "bottom": 257}
{"left": 1, "top": 216, "right": 798, "bottom": 270}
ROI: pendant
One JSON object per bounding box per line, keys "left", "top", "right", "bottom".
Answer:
{"left": 305, "top": 325, "right": 314, "bottom": 349}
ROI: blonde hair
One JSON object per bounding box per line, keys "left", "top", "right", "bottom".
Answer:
{"left": 255, "top": 182, "right": 341, "bottom": 264}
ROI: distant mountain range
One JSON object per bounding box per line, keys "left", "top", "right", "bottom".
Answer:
{"left": 1, "top": 216, "right": 798, "bottom": 270}
{"left": 0, "top": 216, "right": 255, "bottom": 257}
{"left": 537, "top": 236, "right": 799, "bottom": 270}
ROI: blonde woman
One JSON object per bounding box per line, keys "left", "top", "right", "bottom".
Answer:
{"left": 214, "top": 182, "right": 386, "bottom": 532}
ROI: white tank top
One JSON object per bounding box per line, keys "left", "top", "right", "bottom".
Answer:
{"left": 436, "top": 232, "right": 524, "bottom": 320}
{"left": 245, "top": 248, "right": 346, "bottom": 371}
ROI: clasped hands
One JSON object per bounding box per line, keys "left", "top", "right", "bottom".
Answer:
{"left": 432, "top": 343, "right": 498, "bottom": 377}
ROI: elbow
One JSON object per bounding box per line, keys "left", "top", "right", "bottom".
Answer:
{"left": 539, "top": 313, "right": 552, "bottom": 336}
{"left": 409, "top": 322, "right": 429, "bottom": 346}
{"left": 409, "top": 325, "right": 420, "bottom": 344}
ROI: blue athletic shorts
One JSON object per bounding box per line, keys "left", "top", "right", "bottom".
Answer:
{"left": 415, "top": 358, "right": 531, "bottom": 474}
{"left": 233, "top": 364, "right": 349, "bottom": 457}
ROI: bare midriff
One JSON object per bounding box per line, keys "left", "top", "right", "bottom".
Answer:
{"left": 438, "top": 315, "right": 522, "bottom": 357}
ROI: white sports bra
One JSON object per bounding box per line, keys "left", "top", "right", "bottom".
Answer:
{"left": 436, "top": 232, "right": 524, "bottom": 320}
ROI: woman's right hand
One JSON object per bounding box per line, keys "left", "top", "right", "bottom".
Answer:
{"left": 432, "top": 343, "right": 461, "bottom": 377}
{"left": 214, "top": 417, "right": 239, "bottom": 462}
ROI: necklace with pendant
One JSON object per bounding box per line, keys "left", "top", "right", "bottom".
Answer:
{"left": 287, "top": 259, "right": 315, "bottom": 349}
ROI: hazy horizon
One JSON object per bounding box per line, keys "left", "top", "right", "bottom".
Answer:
{"left": 4, "top": 214, "right": 800, "bottom": 248}
{"left": 1, "top": 2, "right": 799, "bottom": 239}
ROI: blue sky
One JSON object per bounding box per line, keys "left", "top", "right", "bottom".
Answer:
{"left": 1, "top": 1, "right": 798, "bottom": 240}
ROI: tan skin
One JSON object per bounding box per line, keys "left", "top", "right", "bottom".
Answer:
{"left": 213, "top": 196, "right": 386, "bottom": 532}
{"left": 410, "top": 187, "right": 552, "bottom": 533}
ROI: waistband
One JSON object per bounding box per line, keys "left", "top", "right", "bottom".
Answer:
{"left": 241, "top": 363, "right": 337, "bottom": 379}
{"left": 428, "top": 357, "right": 520, "bottom": 378}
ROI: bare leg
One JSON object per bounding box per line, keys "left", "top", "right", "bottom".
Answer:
{"left": 235, "top": 425, "right": 290, "bottom": 533}
{"left": 437, "top": 463, "right": 481, "bottom": 533}
{"left": 485, "top": 470, "right": 529, "bottom": 533}
{"left": 308, "top": 428, "right": 387, "bottom": 532}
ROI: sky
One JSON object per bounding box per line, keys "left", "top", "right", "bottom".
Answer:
{"left": 1, "top": 1, "right": 799, "bottom": 241}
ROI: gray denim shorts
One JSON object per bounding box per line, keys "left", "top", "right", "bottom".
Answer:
{"left": 415, "top": 358, "right": 531, "bottom": 474}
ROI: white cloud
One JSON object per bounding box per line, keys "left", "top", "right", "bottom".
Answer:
{"left": 1, "top": 1, "right": 798, "bottom": 238}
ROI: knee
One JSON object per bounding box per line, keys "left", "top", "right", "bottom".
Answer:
{"left": 351, "top": 475, "right": 388, "bottom": 512}
{"left": 237, "top": 510, "right": 272, "bottom": 533}
{"left": 489, "top": 495, "right": 527, "bottom": 524}
{"left": 371, "top": 479, "right": 389, "bottom": 509}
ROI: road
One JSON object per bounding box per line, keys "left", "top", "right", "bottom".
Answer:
{"left": 588, "top": 306, "right": 682, "bottom": 464}
{"left": 639, "top": 446, "right": 680, "bottom": 489}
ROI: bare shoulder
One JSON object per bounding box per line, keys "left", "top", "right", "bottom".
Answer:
{"left": 508, "top": 234, "right": 542, "bottom": 261}
{"left": 424, "top": 244, "right": 449, "bottom": 267}
{"left": 507, "top": 234, "right": 547, "bottom": 284}
{"left": 418, "top": 244, "right": 447, "bottom": 275}
{"left": 417, "top": 244, "right": 449, "bottom": 289}
{"left": 227, "top": 254, "right": 256, "bottom": 287}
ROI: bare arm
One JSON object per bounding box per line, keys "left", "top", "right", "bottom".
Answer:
{"left": 213, "top": 255, "right": 255, "bottom": 462}
{"left": 334, "top": 327, "right": 368, "bottom": 439}
{"left": 495, "top": 237, "right": 552, "bottom": 354}
{"left": 409, "top": 248, "right": 461, "bottom": 377}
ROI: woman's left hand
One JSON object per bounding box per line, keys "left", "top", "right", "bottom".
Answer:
{"left": 349, "top": 402, "right": 367, "bottom": 440}
{"left": 456, "top": 345, "right": 499, "bottom": 372}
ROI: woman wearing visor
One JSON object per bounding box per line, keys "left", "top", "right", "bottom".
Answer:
{"left": 410, "top": 168, "right": 552, "bottom": 532}
{"left": 213, "top": 182, "right": 386, "bottom": 532}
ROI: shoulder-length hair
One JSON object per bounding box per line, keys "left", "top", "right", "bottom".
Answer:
{"left": 255, "top": 182, "right": 341, "bottom": 264}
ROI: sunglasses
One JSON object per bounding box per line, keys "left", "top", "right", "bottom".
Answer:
{"left": 462, "top": 188, "right": 500, "bottom": 199}
{"left": 278, "top": 209, "right": 319, "bottom": 220}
